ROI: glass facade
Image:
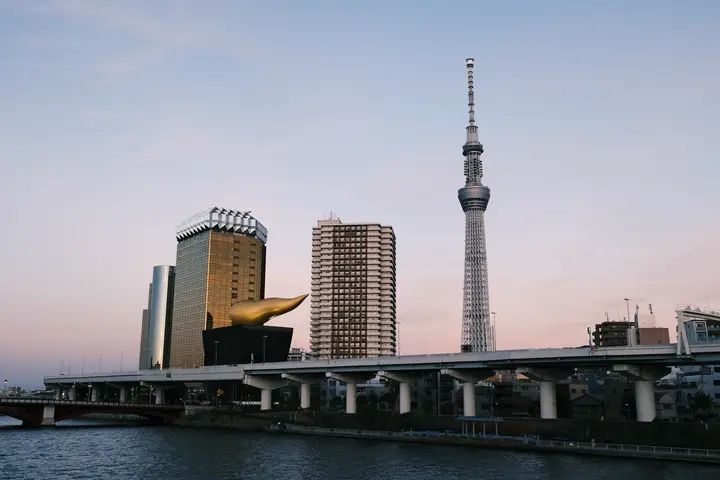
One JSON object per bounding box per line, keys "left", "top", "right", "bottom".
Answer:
{"left": 169, "top": 230, "right": 266, "bottom": 368}
{"left": 138, "top": 283, "right": 152, "bottom": 370}
{"left": 147, "top": 265, "right": 175, "bottom": 369}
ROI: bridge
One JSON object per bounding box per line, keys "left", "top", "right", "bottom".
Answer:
{"left": 44, "top": 343, "right": 720, "bottom": 423}
{"left": 0, "top": 397, "right": 184, "bottom": 427}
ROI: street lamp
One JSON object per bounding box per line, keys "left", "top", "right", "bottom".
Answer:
{"left": 81, "top": 356, "right": 85, "bottom": 375}
{"left": 262, "top": 335, "right": 268, "bottom": 363}
{"left": 120, "top": 351, "right": 124, "bottom": 372}
{"left": 3, "top": 378, "right": 7, "bottom": 396}
{"left": 624, "top": 298, "right": 631, "bottom": 324}
{"left": 68, "top": 359, "right": 72, "bottom": 376}
{"left": 214, "top": 341, "right": 220, "bottom": 366}
{"left": 99, "top": 354, "right": 103, "bottom": 373}
{"left": 491, "top": 312, "right": 497, "bottom": 352}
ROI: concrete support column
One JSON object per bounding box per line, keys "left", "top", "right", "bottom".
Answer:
{"left": 41, "top": 405, "right": 55, "bottom": 426}
{"left": 68, "top": 387, "right": 77, "bottom": 401}
{"left": 516, "top": 368, "right": 572, "bottom": 420}
{"left": 91, "top": 387, "right": 99, "bottom": 402}
{"left": 282, "top": 374, "right": 322, "bottom": 410}
{"left": 539, "top": 381, "right": 557, "bottom": 420}
{"left": 325, "top": 373, "right": 373, "bottom": 415}
{"left": 345, "top": 382, "right": 357, "bottom": 414}
{"left": 54, "top": 388, "right": 62, "bottom": 401}
{"left": 463, "top": 381, "right": 476, "bottom": 417}
{"left": 260, "top": 389, "right": 272, "bottom": 411}
{"left": 244, "top": 375, "right": 289, "bottom": 412}
{"left": 119, "top": 386, "right": 128, "bottom": 404}
{"left": 399, "top": 382, "right": 411, "bottom": 414}
{"left": 613, "top": 364, "right": 667, "bottom": 423}
{"left": 300, "top": 383, "right": 311, "bottom": 410}
{"left": 635, "top": 380, "right": 656, "bottom": 423}
{"left": 378, "top": 371, "right": 415, "bottom": 415}
{"left": 154, "top": 388, "right": 165, "bottom": 405}
{"left": 440, "top": 368, "right": 494, "bottom": 418}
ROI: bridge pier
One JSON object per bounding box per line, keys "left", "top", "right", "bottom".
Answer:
{"left": 378, "top": 371, "right": 414, "bottom": 414}
{"left": 54, "top": 388, "right": 62, "bottom": 401}
{"left": 68, "top": 386, "right": 77, "bottom": 401}
{"left": 281, "top": 374, "right": 323, "bottom": 409}
{"left": 614, "top": 364, "right": 668, "bottom": 422}
{"left": 244, "top": 375, "right": 288, "bottom": 411}
{"left": 517, "top": 368, "right": 573, "bottom": 419}
{"left": 41, "top": 405, "right": 55, "bottom": 426}
{"left": 119, "top": 386, "right": 128, "bottom": 404}
{"left": 326, "top": 373, "right": 373, "bottom": 414}
{"left": 90, "top": 385, "right": 99, "bottom": 402}
{"left": 154, "top": 388, "right": 165, "bottom": 405}
{"left": 440, "top": 369, "right": 494, "bottom": 417}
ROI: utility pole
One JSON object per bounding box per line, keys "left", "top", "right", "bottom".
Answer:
{"left": 624, "top": 298, "right": 631, "bottom": 325}
{"left": 120, "top": 351, "right": 124, "bottom": 371}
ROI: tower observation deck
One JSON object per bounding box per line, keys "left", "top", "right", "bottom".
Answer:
{"left": 458, "top": 58, "right": 493, "bottom": 353}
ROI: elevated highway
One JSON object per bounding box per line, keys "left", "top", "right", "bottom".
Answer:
{"left": 44, "top": 343, "right": 720, "bottom": 423}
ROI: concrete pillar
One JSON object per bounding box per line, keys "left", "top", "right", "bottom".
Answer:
{"left": 463, "top": 382, "right": 476, "bottom": 417}
{"left": 68, "top": 387, "right": 77, "bottom": 401}
{"left": 260, "top": 389, "right": 272, "bottom": 411}
{"left": 539, "top": 381, "right": 557, "bottom": 419}
{"left": 635, "top": 380, "right": 656, "bottom": 422}
{"left": 91, "top": 387, "right": 99, "bottom": 402}
{"left": 345, "top": 382, "right": 357, "bottom": 414}
{"left": 154, "top": 388, "right": 165, "bottom": 405}
{"left": 244, "top": 374, "right": 288, "bottom": 412}
{"left": 119, "top": 386, "right": 127, "bottom": 404}
{"left": 300, "top": 383, "right": 311, "bottom": 410}
{"left": 41, "top": 405, "right": 55, "bottom": 426}
{"left": 54, "top": 388, "right": 62, "bottom": 401}
{"left": 325, "top": 373, "right": 373, "bottom": 415}
{"left": 399, "top": 382, "right": 411, "bottom": 414}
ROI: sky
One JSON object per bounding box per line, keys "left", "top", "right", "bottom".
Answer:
{"left": 0, "top": 0, "right": 718, "bottom": 388}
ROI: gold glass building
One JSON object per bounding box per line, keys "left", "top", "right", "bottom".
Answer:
{"left": 168, "top": 208, "right": 268, "bottom": 368}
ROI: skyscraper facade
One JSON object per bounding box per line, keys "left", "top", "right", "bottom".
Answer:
{"left": 147, "top": 265, "right": 176, "bottom": 369}
{"left": 310, "top": 217, "right": 396, "bottom": 359}
{"left": 138, "top": 283, "right": 152, "bottom": 370}
{"left": 458, "top": 58, "right": 494, "bottom": 352}
{"left": 168, "top": 207, "right": 268, "bottom": 368}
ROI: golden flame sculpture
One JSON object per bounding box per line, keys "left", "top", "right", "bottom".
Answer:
{"left": 228, "top": 294, "right": 308, "bottom": 326}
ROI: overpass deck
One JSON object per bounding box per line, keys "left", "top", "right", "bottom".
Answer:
{"left": 44, "top": 344, "right": 720, "bottom": 386}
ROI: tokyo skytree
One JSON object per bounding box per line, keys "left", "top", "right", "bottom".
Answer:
{"left": 458, "top": 58, "right": 493, "bottom": 353}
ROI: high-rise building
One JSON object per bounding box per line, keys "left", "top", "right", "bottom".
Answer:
{"left": 138, "top": 283, "right": 152, "bottom": 370}
{"left": 310, "top": 217, "right": 396, "bottom": 359}
{"left": 458, "top": 58, "right": 494, "bottom": 353}
{"left": 147, "top": 265, "right": 176, "bottom": 369}
{"left": 169, "top": 207, "right": 268, "bottom": 368}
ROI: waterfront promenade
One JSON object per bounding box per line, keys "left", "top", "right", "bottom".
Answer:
{"left": 273, "top": 424, "right": 720, "bottom": 465}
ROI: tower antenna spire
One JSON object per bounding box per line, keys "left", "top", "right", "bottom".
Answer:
{"left": 466, "top": 58, "right": 477, "bottom": 142}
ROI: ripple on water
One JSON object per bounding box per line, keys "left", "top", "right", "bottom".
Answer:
{"left": 0, "top": 423, "right": 718, "bottom": 480}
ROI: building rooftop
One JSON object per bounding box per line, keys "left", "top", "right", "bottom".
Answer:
{"left": 176, "top": 207, "right": 268, "bottom": 243}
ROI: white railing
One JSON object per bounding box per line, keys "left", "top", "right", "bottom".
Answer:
{"left": 0, "top": 397, "right": 181, "bottom": 410}
{"left": 277, "top": 425, "right": 720, "bottom": 460}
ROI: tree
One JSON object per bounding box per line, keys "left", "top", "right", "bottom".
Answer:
{"left": 693, "top": 391, "right": 713, "bottom": 416}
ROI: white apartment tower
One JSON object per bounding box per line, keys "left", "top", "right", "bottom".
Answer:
{"left": 310, "top": 217, "right": 397, "bottom": 358}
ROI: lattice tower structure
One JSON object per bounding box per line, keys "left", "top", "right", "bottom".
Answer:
{"left": 457, "top": 58, "right": 493, "bottom": 353}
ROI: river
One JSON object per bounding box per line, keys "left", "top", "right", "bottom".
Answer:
{"left": 0, "top": 417, "right": 715, "bottom": 479}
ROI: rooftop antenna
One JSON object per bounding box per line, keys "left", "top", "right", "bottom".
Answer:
{"left": 649, "top": 303, "right": 654, "bottom": 315}
{"left": 605, "top": 312, "right": 609, "bottom": 322}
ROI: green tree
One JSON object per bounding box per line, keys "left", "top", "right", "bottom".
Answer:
{"left": 693, "top": 391, "right": 713, "bottom": 416}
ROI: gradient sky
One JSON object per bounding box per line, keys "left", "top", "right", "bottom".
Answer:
{"left": 1, "top": 1, "right": 718, "bottom": 388}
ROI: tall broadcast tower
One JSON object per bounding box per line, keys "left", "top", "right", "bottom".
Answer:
{"left": 458, "top": 58, "right": 493, "bottom": 353}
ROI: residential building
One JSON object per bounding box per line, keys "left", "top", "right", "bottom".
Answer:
{"left": 593, "top": 321, "right": 633, "bottom": 347}
{"left": 169, "top": 207, "right": 268, "bottom": 368}
{"left": 287, "top": 347, "right": 314, "bottom": 362}
{"left": 310, "top": 216, "right": 396, "bottom": 358}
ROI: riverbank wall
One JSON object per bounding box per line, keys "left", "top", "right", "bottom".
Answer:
{"left": 275, "top": 425, "right": 720, "bottom": 465}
